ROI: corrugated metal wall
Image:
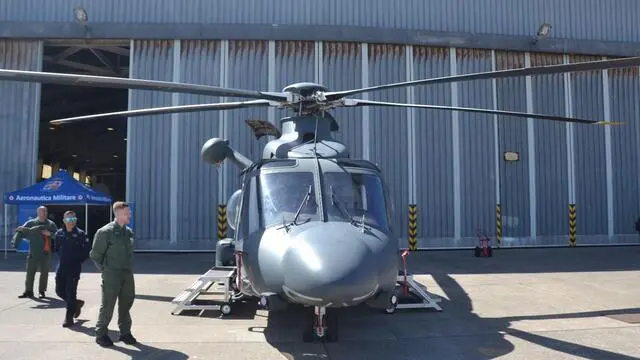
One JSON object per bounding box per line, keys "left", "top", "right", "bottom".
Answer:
{"left": 457, "top": 49, "right": 495, "bottom": 244}
{"left": 2, "top": 0, "right": 639, "bottom": 250}
{"left": 127, "top": 40, "right": 174, "bottom": 250}
{"left": 531, "top": 53, "right": 568, "bottom": 242}
{"left": 2, "top": 0, "right": 639, "bottom": 43}
{"left": 609, "top": 65, "right": 640, "bottom": 241}
{"left": 413, "top": 47, "right": 453, "bottom": 244}
{"left": 121, "top": 41, "right": 640, "bottom": 250}
{"left": 571, "top": 55, "right": 608, "bottom": 240}
{"left": 226, "top": 40, "right": 270, "bottom": 191}
{"left": 323, "top": 42, "right": 362, "bottom": 159}
{"left": 176, "top": 40, "right": 222, "bottom": 250}
{"left": 368, "top": 44, "right": 409, "bottom": 241}
{"left": 496, "top": 51, "right": 530, "bottom": 240}
{"left": 0, "top": 39, "right": 41, "bottom": 248}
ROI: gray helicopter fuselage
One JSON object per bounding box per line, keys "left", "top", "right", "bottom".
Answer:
{"left": 231, "top": 157, "right": 399, "bottom": 308}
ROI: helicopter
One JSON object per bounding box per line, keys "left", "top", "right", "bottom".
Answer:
{"left": 1, "top": 55, "right": 639, "bottom": 342}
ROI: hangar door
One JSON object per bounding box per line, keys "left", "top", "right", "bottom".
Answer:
{"left": 495, "top": 51, "right": 608, "bottom": 247}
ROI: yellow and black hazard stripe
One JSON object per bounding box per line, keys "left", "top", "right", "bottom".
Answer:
{"left": 496, "top": 204, "right": 502, "bottom": 247}
{"left": 569, "top": 203, "right": 576, "bottom": 247}
{"left": 408, "top": 204, "right": 417, "bottom": 251}
{"left": 217, "top": 204, "right": 228, "bottom": 239}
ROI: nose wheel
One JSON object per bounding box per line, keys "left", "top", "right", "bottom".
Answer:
{"left": 303, "top": 306, "right": 338, "bottom": 342}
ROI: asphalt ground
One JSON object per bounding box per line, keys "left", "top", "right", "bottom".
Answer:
{"left": 0, "top": 246, "right": 639, "bottom": 359}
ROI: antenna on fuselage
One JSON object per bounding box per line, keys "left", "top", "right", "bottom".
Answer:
{"left": 312, "top": 113, "right": 320, "bottom": 157}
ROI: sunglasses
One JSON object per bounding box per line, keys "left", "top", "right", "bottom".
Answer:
{"left": 63, "top": 217, "right": 77, "bottom": 223}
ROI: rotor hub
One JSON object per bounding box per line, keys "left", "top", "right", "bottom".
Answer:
{"left": 281, "top": 82, "right": 340, "bottom": 115}
{"left": 282, "top": 82, "right": 328, "bottom": 97}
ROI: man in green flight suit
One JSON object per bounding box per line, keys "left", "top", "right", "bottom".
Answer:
{"left": 90, "top": 201, "right": 137, "bottom": 347}
{"left": 14, "top": 206, "right": 58, "bottom": 299}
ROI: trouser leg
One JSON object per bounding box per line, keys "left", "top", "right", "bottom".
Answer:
{"left": 117, "top": 271, "right": 135, "bottom": 336}
{"left": 95, "top": 271, "right": 121, "bottom": 337}
{"left": 38, "top": 253, "right": 51, "bottom": 293}
{"left": 25, "top": 255, "right": 38, "bottom": 293}
{"left": 65, "top": 273, "right": 79, "bottom": 313}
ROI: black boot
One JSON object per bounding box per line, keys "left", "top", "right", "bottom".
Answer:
{"left": 39, "top": 291, "right": 46, "bottom": 298}
{"left": 18, "top": 291, "right": 34, "bottom": 298}
{"left": 62, "top": 311, "right": 74, "bottom": 328}
{"left": 74, "top": 299, "right": 85, "bottom": 318}
{"left": 96, "top": 335, "right": 114, "bottom": 347}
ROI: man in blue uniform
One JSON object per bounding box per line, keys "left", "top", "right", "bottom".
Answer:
{"left": 54, "top": 210, "right": 91, "bottom": 327}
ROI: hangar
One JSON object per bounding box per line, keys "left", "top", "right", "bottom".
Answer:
{"left": 1, "top": 0, "right": 640, "bottom": 251}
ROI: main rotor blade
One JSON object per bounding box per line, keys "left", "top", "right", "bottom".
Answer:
{"left": 343, "top": 99, "right": 621, "bottom": 125}
{"left": 327, "top": 56, "right": 640, "bottom": 100}
{"left": 0, "top": 69, "right": 287, "bottom": 101}
{"left": 49, "top": 100, "right": 274, "bottom": 124}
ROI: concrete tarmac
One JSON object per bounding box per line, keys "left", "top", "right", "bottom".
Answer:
{"left": 0, "top": 246, "right": 639, "bottom": 359}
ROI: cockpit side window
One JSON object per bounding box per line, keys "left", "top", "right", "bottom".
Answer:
{"left": 323, "top": 171, "right": 389, "bottom": 232}
{"left": 258, "top": 171, "right": 319, "bottom": 229}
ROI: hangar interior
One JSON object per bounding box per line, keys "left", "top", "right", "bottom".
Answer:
{"left": 37, "top": 40, "right": 129, "bottom": 236}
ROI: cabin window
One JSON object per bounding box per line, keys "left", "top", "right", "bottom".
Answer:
{"left": 236, "top": 175, "right": 260, "bottom": 238}
{"left": 258, "top": 171, "right": 319, "bottom": 229}
{"left": 323, "top": 172, "right": 389, "bottom": 232}
{"left": 247, "top": 176, "right": 260, "bottom": 234}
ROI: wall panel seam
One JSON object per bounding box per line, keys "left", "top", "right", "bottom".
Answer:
{"left": 602, "top": 56, "right": 614, "bottom": 240}
{"left": 406, "top": 45, "right": 415, "bottom": 203}
{"left": 170, "top": 39, "right": 181, "bottom": 245}
{"left": 219, "top": 40, "right": 229, "bottom": 201}
{"left": 126, "top": 39, "right": 134, "bottom": 203}
{"left": 361, "top": 43, "right": 370, "bottom": 160}
{"left": 525, "top": 52, "right": 536, "bottom": 239}
{"left": 450, "top": 47, "right": 460, "bottom": 241}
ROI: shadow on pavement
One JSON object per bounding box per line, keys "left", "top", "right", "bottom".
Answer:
{"left": 30, "top": 296, "right": 66, "bottom": 309}
{"left": 68, "top": 320, "right": 190, "bottom": 359}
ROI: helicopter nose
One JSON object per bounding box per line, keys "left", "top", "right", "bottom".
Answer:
{"left": 282, "top": 224, "right": 379, "bottom": 305}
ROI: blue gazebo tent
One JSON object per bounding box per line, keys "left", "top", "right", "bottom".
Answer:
{"left": 3, "top": 170, "right": 112, "bottom": 259}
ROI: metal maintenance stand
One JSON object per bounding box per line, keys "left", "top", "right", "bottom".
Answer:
{"left": 392, "top": 270, "right": 443, "bottom": 312}
{"left": 171, "top": 266, "right": 236, "bottom": 316}
{"left": 386, "top": 250, "right": 443, "bottom": 313}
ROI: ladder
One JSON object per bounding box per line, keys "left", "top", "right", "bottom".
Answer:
{"left": 394, "top": 271, "right": 443, "bottom": 311}
{"left": 171, "top": 266, "right": 236, "bottom": 316}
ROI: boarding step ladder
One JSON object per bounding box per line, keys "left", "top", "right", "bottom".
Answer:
{"left": 392, "top": 270, "right": 443, "bottom": 312}
{"left": 171, "top": 266, "right": 236, "bottom": 316}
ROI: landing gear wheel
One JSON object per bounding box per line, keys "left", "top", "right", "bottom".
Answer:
{"left": 474, "top": 246, "right": 481, "bottom": 257}
{"left": 220, "top": 303, "right": 232, "bottom": 315}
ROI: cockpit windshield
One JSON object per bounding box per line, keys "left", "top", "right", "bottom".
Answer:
{"left": 323, "top": 171, "right": 389, "bottom": 231}
{"left": 259, "top": 171, "right": 319, "bottom": 229}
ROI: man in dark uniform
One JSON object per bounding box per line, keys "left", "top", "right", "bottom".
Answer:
{"left": 14, "top": 206, "right": 58, "bottom": 299}
{"left": 90, "top": 201, "right": 136, "bottom": 347}
{"left": 54, "top": 210, "right": 91, "bottom": 327}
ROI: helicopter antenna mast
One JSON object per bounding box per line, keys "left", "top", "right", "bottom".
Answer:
{"left": 312, "top": 112, "right": 320, "bottom": 156}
